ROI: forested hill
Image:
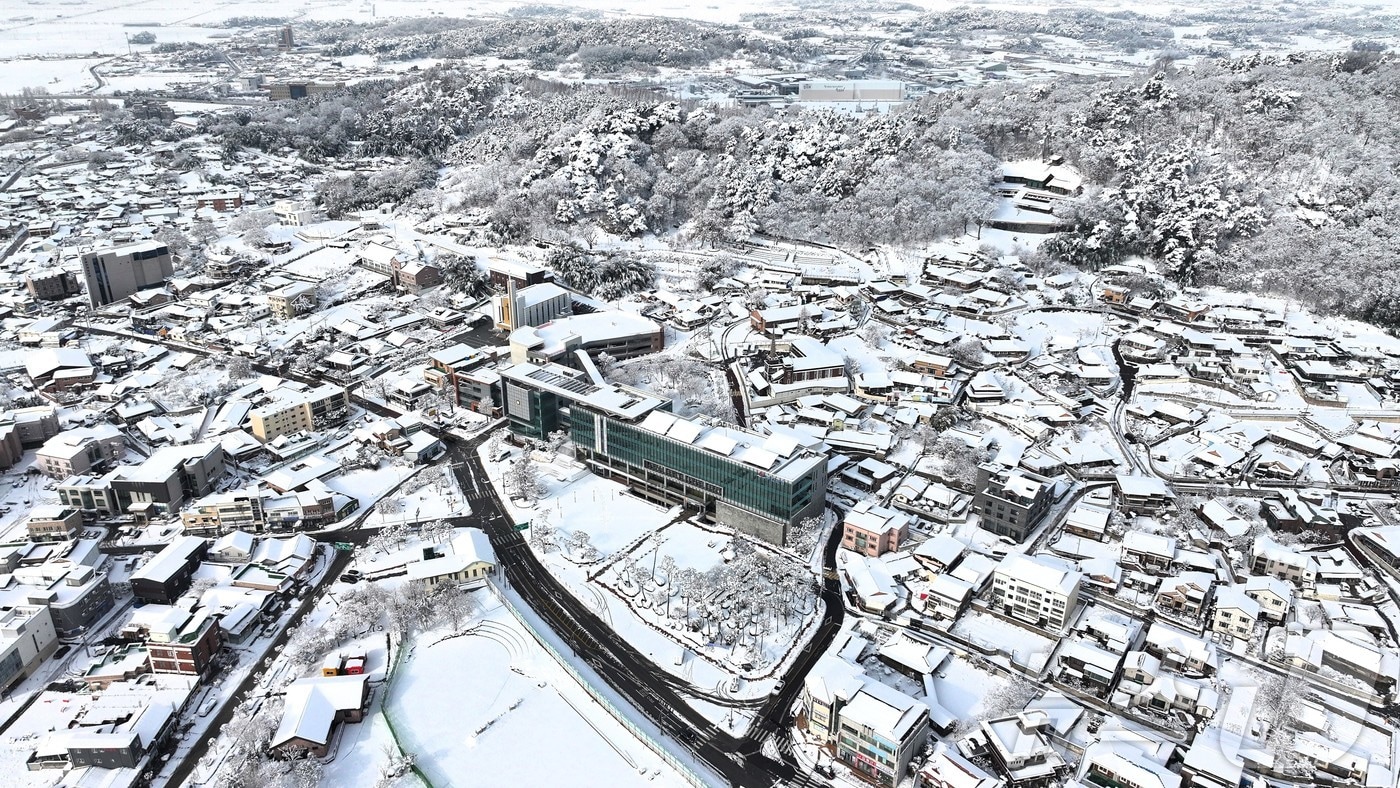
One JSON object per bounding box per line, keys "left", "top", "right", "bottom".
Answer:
{"left": 159, "top": 48, "right": 1399, "bottom": 327}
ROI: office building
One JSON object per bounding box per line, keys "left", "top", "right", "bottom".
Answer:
{"left": 501, "top": 361, "right": 827, "bottom": 546}
{"left": 80, "top": 241, "right": 174, "bottom": 307}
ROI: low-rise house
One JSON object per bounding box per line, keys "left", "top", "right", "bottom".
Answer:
{"left": 1078, "top": 743, "right": 1181, "bottom": 788}
{"left": 1122, "top": 532, "right": 1177, "bottom": 574}
{"left": 1121, "top": 673, "right": 1219, "bottom": 721}
{"left": 1155, "top": 572, "right": 1214, "bottom": 621}
{"left": 1144, "top": 622, "right": 1219, "bottom": 677}
{"left": 970, "top": 711, "right": 1068, "bottom": 788}
{"left": 913, "top": 533, "right": 966, "bottom": 577}
{"left": 1243, "top": 573, "right": 1293, "bottom": 624}
{"left": 1076, "top": 607, "right": 1141, "bottom": 655}
{"left": 406, "top": 528, "right": 496, "bottom": 587}
{"left": 917, "top": 740, "right": 1003, "bottom": 788}
{"left": 1055, "top": 638, "right": 1122, "bottom": 695}
{"left": 1062, "top": 503, "right": 1109, "bottom": 541}
{"left": 923, "top": 572, "right": 973, "bottom": 621}
{"left": 82, "top": 644, "right": 151, "bottom": 690}
{"left": 1209, "top": 585, "right": 1260, "bottom": 640}
{"left": 1285, "top": 629, "right": 1399, "bottom": 695}
{"left": 1251, "top": 535, "right": 1318, "bottom": 590}
{"left": 270, "top": 674, "right": 371, "bottom": 758}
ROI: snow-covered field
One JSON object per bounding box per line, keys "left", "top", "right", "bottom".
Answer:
{"left": 387, "top": 592, "right": 683, "bottom": 787}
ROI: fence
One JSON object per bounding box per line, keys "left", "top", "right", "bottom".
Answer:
{"left": 380, "top": 638, "right": 435, "bottom": 788}
{"left": 487, "top": 581, "right": 717, "bottom": 788}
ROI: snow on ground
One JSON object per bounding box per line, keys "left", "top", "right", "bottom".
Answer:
{"left": 323, "top": 462, "right": 421, "bottom": 523}
{"left": 931, "top": 656, "right": 1008, "bottom": 720}
{"left": 951, "top": 611, "right": 1055, "bottom": 671}
{"left": 388, "top": 591, "right": 682, "bottom": 787}
{"left": 0, "top": 56, "right": 103, "bottom": 92}
{"left": 478, "top": 442, "right": 819, "bottom": 724}
{"left": 358, "top": 464, "right": 467, "bottom": 529}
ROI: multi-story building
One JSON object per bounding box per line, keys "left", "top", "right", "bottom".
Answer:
{"left": 508, "top": 311, "right": 664, "bottom": 368}
{"left": 181, "top": 492, "right": 266, "bottom": 535}
{"left": 80, "top": 240, "right": 174, "bottom": 307}
{"left": 801, "top": 647, "right": 929, "bottom": 788}
{"left": 145, "top": 611, "right": 223, "bottom": 678}
{"left": 486, "top": 256, "right": 552, "bottom": 291}
{"left": 990, "top": 553, "right": 1082, "bottom": 632}
{"left": 274, "top": 200, "right": 320, "bottom": 226}
{"left": 263, "top": 488, "right": 358, "bottom": 531}
{"left": 835, "top": 683, "right": 930, "bottom": 787}
{"left": 802, "top": 652, "right": 864, "bottom": 743}
{"left": 24, "top": 505, "right": 82, "bottom": 542}
{"left": 502, "top": 361, "right": 827, "bottom": 546}
{"left": 57, "top": 474, "right": 117, "bottom": 514}
{"left": 25, "top": 269, "right": 81, "bottom": 301}
{"left": 499, "top": 281, "right": 572, "bottom": 330}
{"left": 390, "top": 258, "right": 443, "bottom": 293}
{"left": 0, "top": 604, "right": 58, "bottom": 693}
{"left": 130, "top": 536, "right": 206, "bottom": 605}
{"left": 841, "top": 501, "right": 912, "bottom": 557}
{"left": 35, "top": 426, "right": 125, "bottom": 478}
{"left": 268, "top": 282, "right": 317, "bottom": 319}
{"left": 196, "top": 192, "right": 243, "bottom": 211}
{"left": 1, "top": 561, "right": 114, "bottom": 639}
{"left": 267, "top": 80, "right": 342, "bottom": 100}
{"left": 107, "top": 442, "right": 227, "bottom": 516}
{"left": 974, "top": 464, "right": 1053, "bottom": 542}
{"left": 423, "top": 343, "right": 494, "bottom": 408}
{"left": 249, "top": 384, "right": 350, "bottom": 441}
{"left": 3, "top": 405, "right": 59, "bottom": 448}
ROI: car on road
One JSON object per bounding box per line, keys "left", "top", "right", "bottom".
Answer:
{"left": 770, "top": 679, "right": 785, "bottom": 695}
{"left": 52, "top": 645, "right": 71, "bottom": 660}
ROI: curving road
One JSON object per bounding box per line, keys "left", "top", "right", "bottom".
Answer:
{"left": 442, "top": 429, "right": 845, "bottom": 787}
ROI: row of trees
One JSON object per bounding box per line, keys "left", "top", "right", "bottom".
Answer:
{"left": 612, "top": 538, "right": 817, "bottom": 666}
{"left": 174, "top": 21, "right": 1400, "bottom": 326}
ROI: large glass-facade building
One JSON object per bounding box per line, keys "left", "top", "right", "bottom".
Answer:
{"left": 500, "top": 362, "right": 827, "bottom": 546}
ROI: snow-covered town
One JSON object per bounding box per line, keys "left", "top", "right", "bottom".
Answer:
{"left": 1, "top": 2, "right": 1400, "bottom": 788}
